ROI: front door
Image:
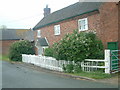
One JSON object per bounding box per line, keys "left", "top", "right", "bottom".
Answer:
{"left": 107, "top": 42, "right": 118, "bottom": 50}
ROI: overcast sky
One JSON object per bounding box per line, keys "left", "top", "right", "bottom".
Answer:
{"left": 0, "top": 0, "right": 79, "bottom": 29}
{"left": 0, "top": 0, "right": 118, "bottom": 29}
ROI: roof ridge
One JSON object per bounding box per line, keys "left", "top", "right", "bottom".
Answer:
{"left": 51, "top": 2, "right": 79, "bottom": 15}
{"left": 33, "top": 2, "right": 103, "bottom": 30}
{"left": 33, "top": 2, "right": 79, "bottom": 29}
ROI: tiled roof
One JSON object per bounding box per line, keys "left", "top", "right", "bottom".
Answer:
{"left": 33, "top": 2, "right": 103, "bottom": 30}
{"left": 37, "top": 38, "right": 49, "bottom": 46}
{"left": 0, "top": 29, "right": 31, "bottom": 40}
{"left": 0, "top": 29, "right": 21, "bottom": 40}
{"left": 23, "top": 30, "right": 34, "bottom": 41}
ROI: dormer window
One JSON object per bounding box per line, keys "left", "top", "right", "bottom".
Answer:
{"left": 37, "top": 30, "right": 41, "bottom": 37}
{"left": 78, "top": 18, "right": 88, "bottom": 31}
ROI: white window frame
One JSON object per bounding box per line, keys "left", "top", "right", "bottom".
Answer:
{"left": 37, "top": 30, "right": 41, "bottom": 37}
{"left": 78, "top": 18, "right": 88, "bottom": 31}
{"left": 54, "top": 25, "right": 60, "bottom": 35}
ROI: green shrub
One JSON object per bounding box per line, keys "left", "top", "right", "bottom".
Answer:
{"left": 62, "top": 64, "right": 66, "bottom": 72}
{"left": 9, "top": 40, "right": 35, "bottom": 61}
{"left": 44, "top": 47, "right": 54, "bottom": 57}
{"left": 63, "top": 64, "right": 74, "bottom": 73}
{"left": 74, "top": 64, "right": 81, "bottom": 73}
{"left": 52, "top": 30, "right": 104, "bottom": 62}
{"left": 63, "top": 63, "right": 82, "bottom": 73}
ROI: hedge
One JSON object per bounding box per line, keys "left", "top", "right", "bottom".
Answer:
{"left": 9, "top": 40, "right": 35, "bottom": 61}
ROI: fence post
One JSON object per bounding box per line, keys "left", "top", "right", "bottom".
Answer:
{"left": 105, "top": 49, "right": 111, "bottom": 74}
{"left": 22, "top": 54, "right": 24, "bottom": 62}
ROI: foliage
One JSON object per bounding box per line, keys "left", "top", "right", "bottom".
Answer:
{"left": 63, "top": 64, "right": 74, "bottom": 73}
{"left": 62, "top": 64, "right": 66, "bottom": 72}
{"left": 44, "top": 47, "right": 54, "bottom": 57}
{"left": 52, "top": 30, "right": 104, "bottom": 62}
{"left": 9, "top": 40, "right": 35, "bottom": 61}
{"left": 73, "top": 64, "right": 81, "bottom": 73}
{"left": 63, "top": 63, "right": 82, "bottom": 73}
{"left": 44, "top": 29, "right": 104, "bottom": 73}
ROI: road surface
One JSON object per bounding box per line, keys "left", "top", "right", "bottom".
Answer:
{"left": 2, "top": 60, "right": 118, "bottom": 88}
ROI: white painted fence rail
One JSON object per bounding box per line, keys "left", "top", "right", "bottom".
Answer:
{"left": 22, "top": 54, "right": 71, "bottom": 72}
{"left": 81, "top": 50, "right": 110, "bottom": 74}
{"left": 22, "top": 50, "right": 111, "bottom": 74}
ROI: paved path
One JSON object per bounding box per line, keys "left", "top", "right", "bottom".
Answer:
{"left": 2, "top": 61, "right": 118, "bottom": 88}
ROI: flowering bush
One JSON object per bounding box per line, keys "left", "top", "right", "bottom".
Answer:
{"left": 52, "top": 30, "right": 104, "bottom": 62}
{"left": 9, "top": 40, "right": 35, "bottom": 61}
{"left": 44, "top": 30, "right": 104, "bottom": 73}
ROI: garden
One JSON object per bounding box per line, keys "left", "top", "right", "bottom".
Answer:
{"left": 44, "top": 30, "right": 104, "bottom": 73}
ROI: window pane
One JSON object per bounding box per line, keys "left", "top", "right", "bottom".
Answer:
{"left": 83, "top": 20, "right": 85, "bottom": 25}
{"left": 79, "top": 18, "right": 88, "bottom": 31}
{"left": 37, "top": 30, "right": 41, "bottom": 37}
{"left": 85, "top": 18, "right": 88, "bottom": 25}
{"left": 58, "top": 25, "right": 60, "bottom": 34}
{"left": 83, "top": 25, "right": 86, "bottom": 29}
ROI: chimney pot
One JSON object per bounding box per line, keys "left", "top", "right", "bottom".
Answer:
{"left": 44, "top": 5, "right": 51, "bottom": 17}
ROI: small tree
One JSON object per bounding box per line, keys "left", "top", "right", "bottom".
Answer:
{"left": 9, "top": 40, "right": 35, "bottom": 61}
{"left": 0, "top": 25, "right": 7, "bottom": 30}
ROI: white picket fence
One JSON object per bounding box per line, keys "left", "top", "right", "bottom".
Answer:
{"left": 22, "top": 54, "right": 73, "bottom": 72}
{"left": 22, "top": 50, "right": 111, "bottom": 74}
{"left": 81, "top": 50, "right": 110, "bottom": 74}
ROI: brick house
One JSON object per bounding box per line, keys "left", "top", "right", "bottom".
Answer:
{"left": 33, "top": 2, "right": 120, "bottom": 55}
{"left": 0, "top": 29, "right": 34, "bottom": 55}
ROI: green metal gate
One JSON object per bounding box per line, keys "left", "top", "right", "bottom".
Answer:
{"left": 110, "top": 50, "right": 120, "bottom": 73}
{"left": 107, "top": 42, "right": 120, "bottom": 73}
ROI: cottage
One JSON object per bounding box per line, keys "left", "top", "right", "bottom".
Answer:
{"left": 33, "top": 2, "right": 120, "bottom": 55}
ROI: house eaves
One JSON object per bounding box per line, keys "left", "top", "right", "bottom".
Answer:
{"left": 33, "top": 2, "right": 103, "bottom": 30}
{"left": 33, "top": 9, "right": 98, "bottom": 30}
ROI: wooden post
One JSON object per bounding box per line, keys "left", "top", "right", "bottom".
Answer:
{"left": 105, "top": 50, "right": 111, "bottom": 74}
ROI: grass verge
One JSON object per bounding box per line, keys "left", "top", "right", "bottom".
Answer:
{"left": 0, "top": 55, "right": 10, "bottom": 61}
{"left": 0, "top": 55, "right": 22, "bottom": 64}
{"left": 67, "top": 71, "right": 112, "bottom": 79}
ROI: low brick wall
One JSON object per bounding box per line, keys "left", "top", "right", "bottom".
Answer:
{"left": 0, "top": 40, "right": 19, "bottom": 55}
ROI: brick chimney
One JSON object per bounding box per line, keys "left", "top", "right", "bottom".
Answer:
{"left": 43, "top": 5, "right": 51, "bottom": 17}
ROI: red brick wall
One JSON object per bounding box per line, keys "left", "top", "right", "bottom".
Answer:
{"left": 0, "top": 40, "right": 19, "bottom": 55}
{"left": 99, "top": 2, "right": 119, "bottom": 49}
{"left": 118, "top": 2, "right": 120, "bottom": 66}
{"left": 118, "top": 2, "right": 120, "bottom": 50}
{"left": 35, "top": 47, "right": 38, "bottom": 55}
{"left": 34, "top": 2, "right": 119, "bottom": 50}
{"left": 36, "top": 11, "right": 100, "bottom": 46}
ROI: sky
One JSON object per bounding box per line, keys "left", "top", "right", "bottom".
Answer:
{"left": 0, "top": 0, "right": 79, "bottom": 29}
{"left": 0, "top": 0, "right": 118, "bottom": 29}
